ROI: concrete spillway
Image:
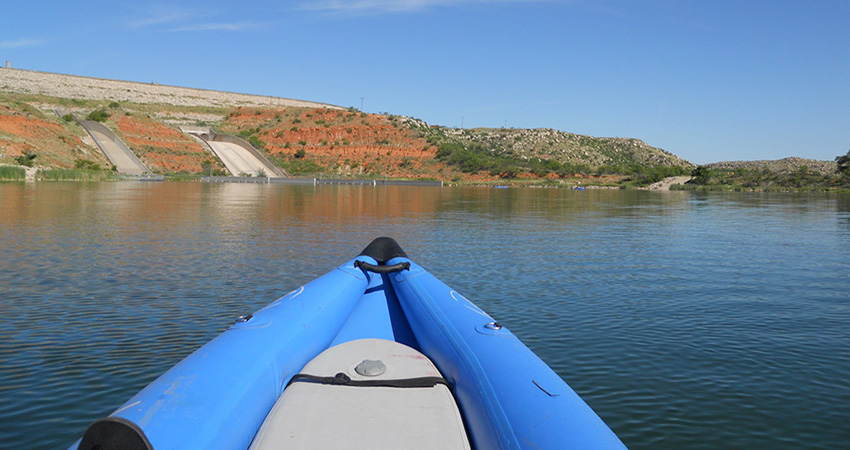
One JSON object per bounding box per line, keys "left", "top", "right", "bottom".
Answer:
{"left": 207, "top": 141, "right": 279, "bottom": 177}
{"left": 78, "top": 120, "right": 148, "bottom": 175}
{"left": 181, "top": 127, "right": 284, "bottom": 178}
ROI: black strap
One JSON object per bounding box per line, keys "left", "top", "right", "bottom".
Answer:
{"left": 354, "top": 260, "right": 410, "bottom": 274}
{"left": 287, "top": 372, "right": 449, "bottom": 389}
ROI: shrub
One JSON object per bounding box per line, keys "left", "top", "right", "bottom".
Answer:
{"left": 837, "top": 150, "right": 850, "bottom": 175}
{"left": 294, "top": 148, "right": 306, "bottom": 159}
{"left": 74, "top": 159, "right": 102, "bottom": 170}
{"left": 436, "top": 142, "right": 462, "bottom": 160}
{"left": 690, "top": 166, "right": 714, "bottom": 185}
{"left": 282, "top": 158, "right": 322, "bottom": 175}
{"left": 62, "top": 114, "right": 74, "bottom": 122}
{"left": 15, "top": 152, "right": 37, "bottom": 167}
{"left": 237, "top": 131, "right": 266, "bottom": 150}
{"left": 87, "top": 109, "right": 109, "bottom": 122}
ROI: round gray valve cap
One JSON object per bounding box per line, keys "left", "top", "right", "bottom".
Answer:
{"left": 354, "top": 359, "right": 386, "bottom": 376}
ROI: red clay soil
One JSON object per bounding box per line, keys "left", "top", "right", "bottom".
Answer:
{"left": 0, "top": 106, "right": 95, "bottom": 168}
{"left": 116, "top": 115, "right": 222, "bottom": 174}
{"left": 223, "top": 107, "right": 446, "bottom": 179}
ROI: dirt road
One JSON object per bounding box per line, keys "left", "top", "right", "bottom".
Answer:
{"left": 648, "top": 176, "right": 692, "bottom": 190}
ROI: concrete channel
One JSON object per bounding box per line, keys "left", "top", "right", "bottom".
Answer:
{"left": 75, "top": 117, "right": 149, "bottom": 175}
{"left": 181, "top": 127, "right": 284, "bottom": 178}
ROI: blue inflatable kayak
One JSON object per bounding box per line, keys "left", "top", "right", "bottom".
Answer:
{"left": 71, "top": 238, "right": 625, "bottom": 450}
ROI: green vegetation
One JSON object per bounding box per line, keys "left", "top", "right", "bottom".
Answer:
{"left": 273, "top": 154, "right": 323, "bottom": 175}
{"left": 163, "top": 174, "right": 202, "bottom": 181}
{"left": 200, "top": 161, "right": 228, "bottom": 176}
{"left": 837, "top": 150, "right": 850, "bottom": 175}
{"left": 399, "top": 115, "right": 691, "bottom": 181}
{"left": 237, "top": 130, "right": 266, "bottom": 150}
{"left": 74, "top": 159, "right": 103, "bottom": 171}
{"left": 0, "top": 166, "right": 26, "bottom": 180}
{"left": 37, "top": 168, "right": 116, "bottom": 181}
{"left": 87, "top": 109, "right": 110, "bottom": 122}
{"left": 679, "top": 163, "right": 850, "bottom": 192}
{"left": 432, "top": 140, "right": 688, "bottom": 182}
{"left": 15, "top": 152, "right": 37, "bottom": 167}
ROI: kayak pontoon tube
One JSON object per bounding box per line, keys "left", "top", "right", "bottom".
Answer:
{"left": 387, "top": 257, "right": 626, "bottom": 450}
{"left": 73, "top": 259, "right": 372, "bottom": 450}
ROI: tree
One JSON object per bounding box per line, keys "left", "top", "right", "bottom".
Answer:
{"left": 690, "top": 166, "right": 713, "bottom": 185}
{"left": 836, "top": 150, "right": 850, "bottom": 175}
{"left": 15, "top": 152, "right": 37, "bottom": 167}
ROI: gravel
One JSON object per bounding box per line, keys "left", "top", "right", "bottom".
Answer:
{"left": 0, "top": 68, "right": 339, "bottom": 110}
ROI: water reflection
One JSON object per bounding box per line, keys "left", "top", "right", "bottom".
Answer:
{"left": 836, "top": 194, "right": 850, "bottom": 234}
{"left": 0, "top": 183, "right": 848, "bottom": 449}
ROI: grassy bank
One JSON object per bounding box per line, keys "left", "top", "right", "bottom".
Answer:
{"left": 671, "top": 184, "right": 850, "bottom": 194}
{"left": 37, "top": 168, "right": 118, "bottom": 181}
{"left": 678, "top": 165, "right": 850, "bottom": 193}
{"left": 0, "top": 166, "right": 26, "bottom": 181}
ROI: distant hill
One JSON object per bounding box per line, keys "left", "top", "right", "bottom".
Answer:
{"left": 432, "top": 124, "right": 690, "bottom": 169}
{"left": 705, "top": 157, "right": 838, "bottom": 176}
{"left": 682, "top": 157, "right": 848, "bottom": 192}
{"left": 1, "top": 68, "right": 692, "bottom": 181}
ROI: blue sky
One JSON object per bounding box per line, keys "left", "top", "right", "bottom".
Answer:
{"left": 2, "top": 0, "right": 848, "bottom": 164}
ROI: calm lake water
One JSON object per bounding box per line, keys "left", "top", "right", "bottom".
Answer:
{"left": 1, "top": 182, "right": 848, "bottom": 449}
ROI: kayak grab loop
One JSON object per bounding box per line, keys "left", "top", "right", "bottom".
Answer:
{"left": 354, "top": 260, "right": 410, "bottom": 274}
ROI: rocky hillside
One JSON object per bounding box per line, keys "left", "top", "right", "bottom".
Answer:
{"left": 442, "top": 126, "right": 688, "bottom": 168}
{"left": 1, "top": 68, "right": 692, "bottom": 181}
{"left": 705, "top": 157, "right": 838, "bottom": 176}
{"left": 219, "top": 107, "right": 439, "bottom": 179}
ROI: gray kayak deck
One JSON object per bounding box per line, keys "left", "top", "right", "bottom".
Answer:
{"left": 249, "top": 339, "right": 470, "bottom": 450}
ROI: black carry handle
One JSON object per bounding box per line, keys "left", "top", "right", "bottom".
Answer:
{"left": 354, "top": 260, "right": 410, "bottom": 274}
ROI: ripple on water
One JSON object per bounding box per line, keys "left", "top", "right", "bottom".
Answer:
{"left": 1, "top": 185, "right": 848, "bottom": 449}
